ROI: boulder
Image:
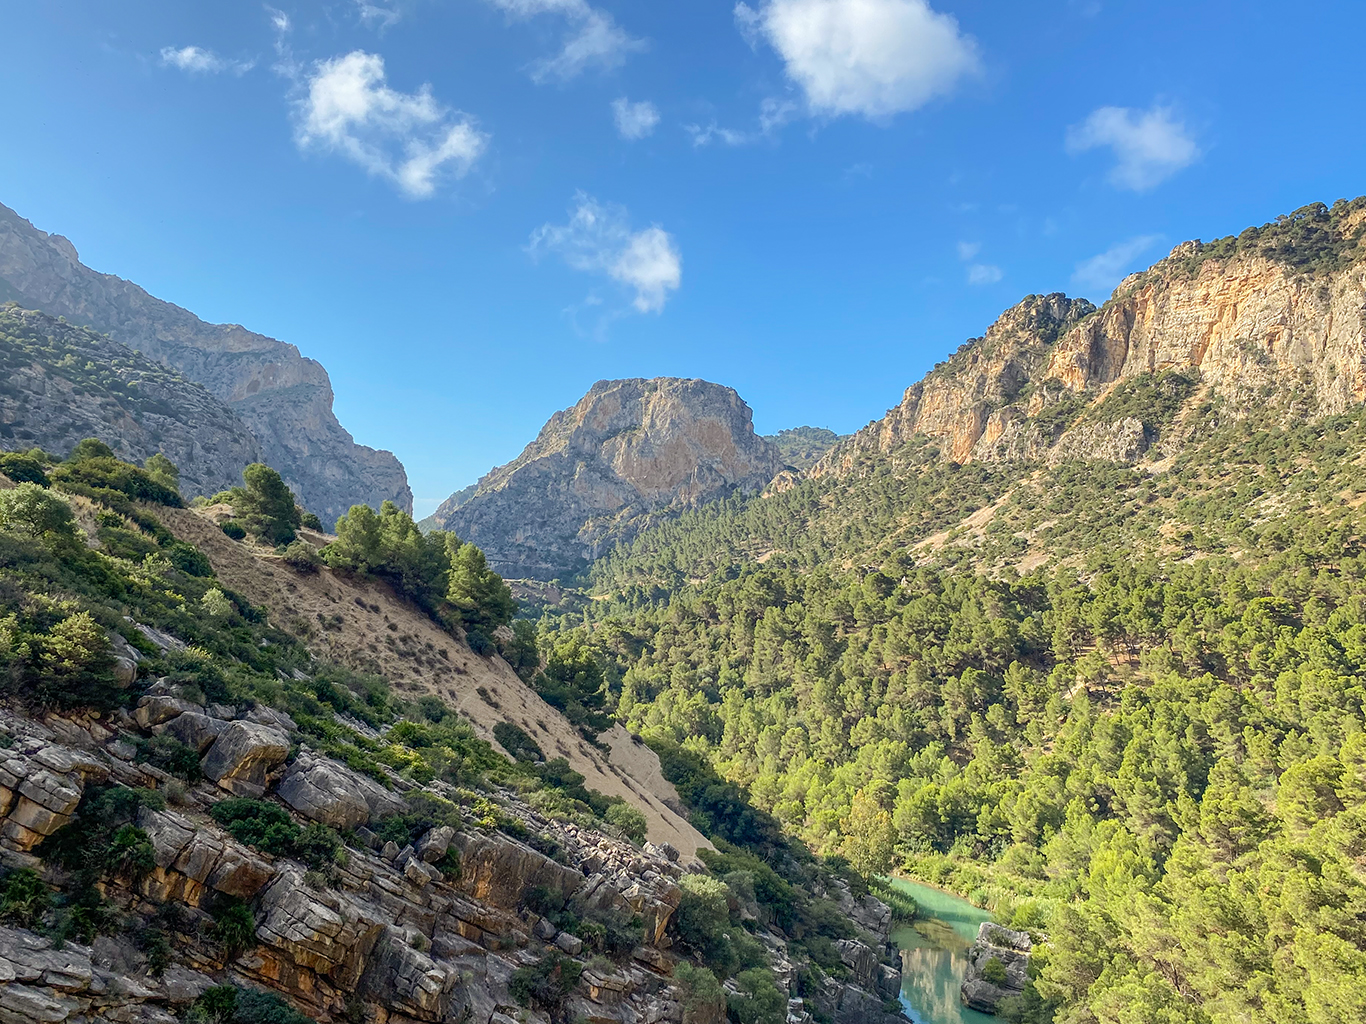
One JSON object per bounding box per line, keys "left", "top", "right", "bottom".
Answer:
{"left": 254, "top": 869, "right": 388, "bottom": 987}
{"left": 200, "top": 721, "right": 289, "bottom": 797}
{"left": 277, "top": 756, "right": 373, "bottom": 829}
{"left": 157, "top": 712, "right": 227, "bottom": 754}
{"left": 959, "top": 921, "right": 1031, "bottom": 1013}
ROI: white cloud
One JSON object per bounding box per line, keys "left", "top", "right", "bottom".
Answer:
{"left": 484, "top": 0, "right": 645, "bottom": 82}
{"left": 967, "top": 263, "right": 1002, "bottom": 285}
{"left": 1066, "top": 105, "right": 1199, "bottom": 191}
{"left": 612, "top": 98, "right": 659, "bottom": 139}
{"left": 956, "top": 240, "right": 980, "bottom": 260}
{"left": 686, "top": 97, "right": 797, "bottom": 147}
{"left": 295, "top": 51, "right": 488, "bottom": 198}
{"left": 1071, "top": 235, "right": 1161, "bottom": 294}
{"left": 160, "top": 45, "right": 254, "bottom": 74}
{"left": 529, "top": 193, "right": 682, "bottom": 313}
{"left": 356, "top": 1, "right": 404, "bottom": 29}
{"left": 734, "top": 0, "right": 979, "bottom": 120}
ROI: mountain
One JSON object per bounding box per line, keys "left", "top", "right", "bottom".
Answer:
{"left": 0, "top": 201, "right": 411, "bottom": 522}
{"left": 432, "top": 377, "right": 787, "bottom": 580}
{"left": 813, "top": 197, "right": 1366, "bottom": 478}
{"left": 762, "top": 426, "right": 850, "bottom": 471}
{"left": 541, "top": 197, "right": 1366, "bottom": 1023}
{"left": 0, "top": 306, "right": 265, "bottom": 497}
{"left": 0, "top": 448, "right": 901, "bottom": 1024}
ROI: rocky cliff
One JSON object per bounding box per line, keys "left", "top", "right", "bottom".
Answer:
{"left": 959, "top": 923, "right": 1032, "bottom": 1013}
{"left": 811, "top": 198, "right": 1366, "bottom": 477}
{"left": 0, "top": 201, "right": 411, "bottom": 522}
{"left": 0, "top": 307, "right": 264, "bottom": 497}
{"left": 0, "top": 685, "right": 899, "bottom": 1024}
{"left": 433, "top": 379, "right": 787, "bottom": 580}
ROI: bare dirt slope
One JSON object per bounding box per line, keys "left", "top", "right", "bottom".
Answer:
{"left": 156, "top": 504, "right": 711, "bottom": 858}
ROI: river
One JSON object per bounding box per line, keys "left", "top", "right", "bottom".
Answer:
{"left": 886, "top": 878, "right": 997, "bottom": 1024}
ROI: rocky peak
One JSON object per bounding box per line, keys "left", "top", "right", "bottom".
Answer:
{"left": 0, "top": 200, "right": 411, "bottom": 522}
{"left": 810, "top": 196, "right": 1366, "bottom": 477}
{"left": 433, "top": 378, "right": 786, "bottom": 579}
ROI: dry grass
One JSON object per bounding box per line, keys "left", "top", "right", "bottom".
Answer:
{"left": 155, "top": 504, "right": 711, "bottom": 858}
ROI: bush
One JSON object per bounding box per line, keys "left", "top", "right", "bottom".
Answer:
{"left": 983, "top": 957, "right": 1009, "bottom": 986}
{"left": 221, "top": 521, "right": 247, "bottom": 540}
{"left": 187, "top": 985, "right": 314, "bottom": 1024}
{"left": 107, "top": 824, "right": 156, "bottom": 879}
{"left": 210, "top": 898, "right": 258, "bottom": 960}
{"left": 281, "top": 540, "right": 322, "bottom": 573}
{"left": 202, "top": 588, "right": 235, "bottom": 619}
{"left": 52, "top": 453, "right": 183, "bottom": 507}
{"left": 166, "top": 542, "right": 214, "bottom": 577}
{"left": 509, "top": 952, "right": 583, "bottom": 1010}
{"left": 727, "top": 968, "right": 787, "bottom": 1024}
{"left": 0, "top": 868, "right": 51, "bottom": 927}
{"left": 0, "top": 453, "right": 50, "bottom": 486}
{"left": 465, "top": 628, "right": 495, "bottom": 655}
{"left": 674, "top": 963, "right": 724, "bottom": 1024}
{"left": 134, "top": 734, "right": 202, "bottom": 781}
{"left": 209, "top": 798, "right": 300, "bottom": 856}
{"left": 605, "top": 802, "right": 648, "bottom": 845}
{"left": 493, "top": 721, "right": 544, "bottom": 763}
{"left": 0, "top": 482, "right": 77, "bottom": 540}
{"left": 300, "top": 512, "right": 323, "bottom": 532}
{"left": 294, "top": 822, "right": 344, "bottom": 870}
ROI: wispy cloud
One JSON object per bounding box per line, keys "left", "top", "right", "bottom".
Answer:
{"left": 529, "top": 192, "right": 682, "bottom": 313}
{"left": 612, "top": 98, "right": 659, "bottom": 140}
{"left": 1071, "top": 235, "right": 1161, "bottom": 294}
{"left": 734, "top": 0, "right": 979, "bottom": 120}
{"left": 355, "top": 1, "right": 404, "bottom": 29}
{"left": 295, "top": 51, "right": 488, "bottom": 198}
{"left": 484, "top": 0, "right": 645, "bottom": 82}
{"left": 1066, "top": 105, "right": 1199, "bottom": 191}
{"left": 160, "top": 45, "right": 255, "bottom": 75}
{"left": 956, "top": 240, "right": 980, "bottom": 260}
{"left": 967, "top": 263, "right": 1002, "bottom": 285}
{"left": 686, "top": 97, "right": 797, "bottom": 147}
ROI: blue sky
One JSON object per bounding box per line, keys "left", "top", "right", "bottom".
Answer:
{"left": 3, "top": 1, "right": 1363, "bottom": 516}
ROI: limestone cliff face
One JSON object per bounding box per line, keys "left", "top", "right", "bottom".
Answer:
{"left": 0, "top": 307, "right": 264, "bottom": 497}
{"left": 434, "top": 378, "right": 786, "bottom": 579}
{"left": 0, "top": 201, "right": 411, "bottom": 522}
{"left": 812, "top": 198, "right": 1366, "bottom": 477}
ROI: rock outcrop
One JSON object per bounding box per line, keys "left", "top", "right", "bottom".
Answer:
{"left": 434, "top": 378, "right": 787, "bottom": 579}
{"left": 811, "top": 198, "right": 1366, "bottom": 478}
{"left": 0, "top": 307, "right": 265, "bottom": 498}
{"left": 0, "top": 690, "right": 899, "bottom": 1024}
{"left": 0, "top": 200, "right": 411, "bottom": 521}
{"left": 959, "top": 922, "right": 1032, "bottom": 1013}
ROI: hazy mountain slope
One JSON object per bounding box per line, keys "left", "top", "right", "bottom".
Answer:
{"left": 762, "top": 426, "right": 850, "bottom": 471}
{"left": 433, "top": 378, "right": 786, "bottom": 580}
{"left": 0, "top": 306, "right": 264, "bottom": 496}
{"left": 0, "top": 200, "right": 411, "bottom": 522}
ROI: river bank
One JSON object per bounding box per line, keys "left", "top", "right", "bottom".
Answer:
{"left": 886, "top": 878, "right": 998, "bottom": 1024}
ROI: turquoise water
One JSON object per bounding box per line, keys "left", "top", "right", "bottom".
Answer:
{"left": 887, "top": 879, "right": 997, "bottom": 1024}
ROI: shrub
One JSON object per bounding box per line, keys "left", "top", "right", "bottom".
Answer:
{"left": 209, "top": 798, "right": 300, "bottom": 856}
{"left": 281, "top": 540, "right": 322, "bottom": 573}
{"left": 493, "top": 721, "right": 544, "bottom": 763}
{"left": 727, "top": 968, "right": 786, "bottom": 1024}
{"left": 166, "top": 542, "right": 214, "bottom": 577}
{"left": 465, "top": 628, "right": 495, "bottom": 655}
{"left": 234, "top": 464, "right": 302, "bottom": 545}
{"left": 294, "top": 823, "right": 344, "bottom": 870}
{"left": 134, "top": 734, "right": 202, "bottom": 781}
{"left": 0, "top": 453, "right": 50, "bottom": 486}
{"left": 674, "top": 963, "right": 724, "bottom": 1024}
{"left": 187, "top": 985, "right": 314, "bottom": 1024}
{"left": 210, "top": 898, "right": 258, "bottom": 960}
{"left": 983, "top": 957, "right": 1009, "bottom": 986}
{"left": 605, "top": 802, "right": 648, "bottom": 845}
{"left": 509, "top": 952, "right": 583, "bottom": 1010}
{"left": 221, "top": 521, "right": 247, "bottom": 540}
{"left": 202, "top": 588, "right": 235, "bottom": 620}
{"left": 300, "top": 512, "right": 323, "bottom": 532}
{"left": 0, "top": 483, "right": 77, "bottom": 540}
{"left": 107, "top": 824, "right": 157, "bottom": 879}
{"left": 0, "top": 868, "right": 51, "bottom": 927}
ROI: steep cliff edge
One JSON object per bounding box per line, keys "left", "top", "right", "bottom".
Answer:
{"left": 0, "top": 307, "right": 264, "bottom": 497}
{"left": 812, "top": 197, "right": 1366, "bottom": 478}
{"left": 433, "top": 379, "right": 787, "bottom": 580}
{"left": 0, "top": 201, "right": 411, "bottom": 522}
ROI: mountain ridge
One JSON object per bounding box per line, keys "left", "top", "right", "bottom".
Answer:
{"left": 0, "top": 200, "right": 412, "bottom": 522}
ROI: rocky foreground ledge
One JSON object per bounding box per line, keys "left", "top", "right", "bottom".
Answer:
{"left": 0, "top": 684, "right": 904, "bottom": 1024}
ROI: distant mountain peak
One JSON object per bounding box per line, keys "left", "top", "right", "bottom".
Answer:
{"left": 431, "top": 377, "right": 786, "bottom": 580}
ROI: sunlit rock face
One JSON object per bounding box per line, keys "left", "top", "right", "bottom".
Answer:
{"left": 433, "top": 378, "right": 787, "bottom": 580}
